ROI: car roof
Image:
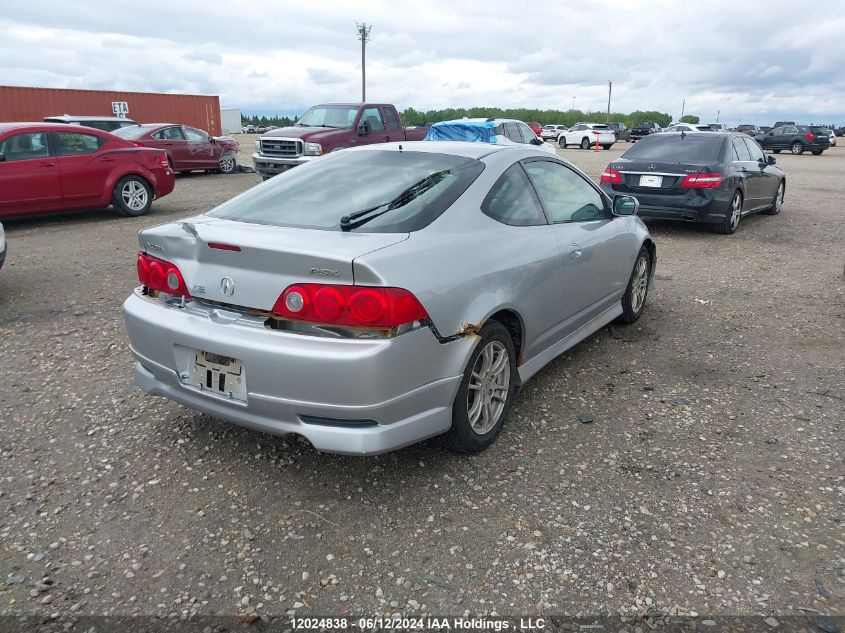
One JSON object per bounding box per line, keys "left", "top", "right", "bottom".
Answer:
{"left": 45, "top": 115, "right": 136, "bottom": 122}
{"left": 348, "top": 140, "right": 530, "bottom": 160}
{"left": 0, "top": 122, "right": 111, "bottom": 134}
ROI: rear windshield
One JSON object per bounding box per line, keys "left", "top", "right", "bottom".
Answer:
{"left": 622, "top": 134, "right": 725, "bottom": 162}
{"left": 113, "top": 125, "right": 156, "bottom": 139}
{"left": 207, "top": 150, "right": 485, "bottom": 232}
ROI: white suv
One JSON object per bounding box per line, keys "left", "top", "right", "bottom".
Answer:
{"left": 557, "top": 123, "right": 616, "bottom": 150}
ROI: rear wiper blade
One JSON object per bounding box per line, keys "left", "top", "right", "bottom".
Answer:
{"left": 339, "top": 170, "right": 450, "bottom": 231}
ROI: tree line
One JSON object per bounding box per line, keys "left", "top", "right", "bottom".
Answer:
{"left": 242, "top": 108, "right": 699, "bottom": 129}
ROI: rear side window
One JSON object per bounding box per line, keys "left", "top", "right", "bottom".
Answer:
{"left": 383, "top": 107, "right": 400, "bottom": 131}
{"left": 622, "top": 134, "right": 725, "bottom": 162}
{"left": 154, "top": 127, "right": 186, "bottom": 141}
{"left": 0, "top": 132, "right": 50, "bottom": 162}
{"left": 482, "top": 164, "right": 546, "bottom": 226}
{"left": 208, "top": 150, "right": 485, "bottom": 233}
{"left": 732, "top": 137, "right": 752, "bottom": 161}
{"left": 744, "top": 137, "right": 765, "bottom": 162}
{"left": 55, "top": 132, "right": 104, "bottom": 156}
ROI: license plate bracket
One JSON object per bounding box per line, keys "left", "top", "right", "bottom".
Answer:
{"left": 188, "top": 350, "right": 247, "bottom": 401}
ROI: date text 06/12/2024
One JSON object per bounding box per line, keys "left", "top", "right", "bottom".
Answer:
{"left": 290, "top": 617, "right": 547, "bottom": 630}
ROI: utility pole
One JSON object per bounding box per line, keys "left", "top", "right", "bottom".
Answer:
{"left": 571, "top": 96, "right": 576, "bottom": 111}
{"left": 680, "top": 98, "right": 685, "bottom": 121}
{"left": 606, "top": 81, "right": 612, "bottom": 122}
{"left": 356, "top": 22, "right": 373, "bottom": 102}
{"left": 716, "top": 109, "right": 720, "bottom": 123}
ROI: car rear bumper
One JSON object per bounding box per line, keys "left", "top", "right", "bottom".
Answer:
{"left": 252, "top": 153, "right": 314, "bottom": 176}
{"left": 601, "top": 184, "right": 733, "bottom": 223}
{"left": 123, "top": 291, "right": 474, "bottom": 455}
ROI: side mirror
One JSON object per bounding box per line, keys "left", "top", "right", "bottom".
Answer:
{"left": 358, "top": 121, "right": 370, "bottom": 136}
{"left": 612, "top": 195, "right": 639, "bottom": 217}
{"left": 767, "top": 155, "right": 776, "bottom": 165}
{"left": 530, "top": 136, "right": 543, "bottom": 146}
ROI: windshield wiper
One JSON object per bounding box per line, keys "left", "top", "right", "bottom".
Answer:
{"left": 339, "top": 170, "right": 450, "bottom": 232}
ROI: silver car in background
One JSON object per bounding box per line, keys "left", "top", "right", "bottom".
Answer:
{"left": 123, "top": 142, "right": 655, "bottom": 455}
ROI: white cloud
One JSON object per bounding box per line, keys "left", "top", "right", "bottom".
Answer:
{"left": 0, "top": 0, "right": 844, "bottom": 123}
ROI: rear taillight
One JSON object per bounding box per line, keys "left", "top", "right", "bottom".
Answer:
{"left": 272, "top": 283, "right": 428, "bottom": 328}
{"left": 160, "top": 151, "right": 169, "bottom": 168}
{"left": 137, "top": 252, "right": 190, "bottom": 297}
{"left": 805, "top": 133, "right": 814, "bottom": 141}
{"left": 600, "top": 168, "right": 622, "bottom": 184}
{"left": 680, "top": 172, "right": 724, "bottom": 189}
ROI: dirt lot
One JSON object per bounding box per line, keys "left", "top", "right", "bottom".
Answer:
{"left": 0, "top": 137, "right": 842, "bottom": 628}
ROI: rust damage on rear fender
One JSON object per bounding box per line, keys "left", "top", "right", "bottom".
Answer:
{"left": 435, "top": 321, "right": 482, "bottom": 344}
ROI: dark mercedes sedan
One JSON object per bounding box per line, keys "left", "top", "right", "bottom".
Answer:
{"left": 600, "top": 132, "right": 785, "bottom": 234}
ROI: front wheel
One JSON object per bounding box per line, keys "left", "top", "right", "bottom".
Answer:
{"left": 617, "top": 247, "right": 651, "bottom": 324}
{"left": 219, "top": 152, "right": 237, "bottom": 173}
{"left": 772, "top": 149, "right": 781, "bottom": 154}
{"left": 791, "top": 142, "right": 804, "bottom": 155}
{"left": 580, "top": 137, "right": 591, "bottom": 150}
{"left": 602, "top": 144, "right": 612, "bottom": 150}
{"left": 558, "top": 138, "right": 566, "bottom": 148}
{"left": 442, "top": 321, "right": 517, "bottom": 454}
{"left": 715, "top": 190, "right": 743, "bottom": 234}
{"left": 113, "top": 175, "right": 152, "bottom": 217}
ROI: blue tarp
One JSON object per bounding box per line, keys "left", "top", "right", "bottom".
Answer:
{"left": 424, "top": 120, "right": 498, "bottom": 144}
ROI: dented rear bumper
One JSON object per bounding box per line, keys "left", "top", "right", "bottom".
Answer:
{"left": 123, "top": 290, "right": 476, "bottom": 454}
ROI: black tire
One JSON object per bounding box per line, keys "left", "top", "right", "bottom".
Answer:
{"left": 714, "top": 190, "right": 743, "bottom": 234}
{"left": 762, "top": 181, "right": 784, "bottom": 215}
{"left": 558, "top": 138, "right": 566, "bottom": 148}
{"left": 772, "top": 149, "right": 781, "bottom": 154}
{"left": 602, "top": 144, "right": 612, "bottom": 150}
{"left": 616, "top": 246, "right": 651, "bottom": 324}
{"left": 790, "top": 142, "right": 804, "bottom": 155}
{"left": 441, "top": 321, "right": 517, "bottom": 454}
{"left": 811, "top": 149, "right": 823, "bottom": 155}
{"left": 580, "top": 137, "right": 591, "bottom": 150}
{"left": 219, "top": 152, "right": 237, "bottom": 174}
{"left": 113, "top": 175, "right": 153, "bottom": 217}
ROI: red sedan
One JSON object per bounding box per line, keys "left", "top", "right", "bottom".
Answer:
{"left": 0, "top": 123, "right": 174, "bottom": 218}
{"left": 114, "top": 124, "right": 240, "bottom": 174}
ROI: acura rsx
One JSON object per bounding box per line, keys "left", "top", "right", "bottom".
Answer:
{"left": 123, "top": 141, "right": 655, "bottom": 455}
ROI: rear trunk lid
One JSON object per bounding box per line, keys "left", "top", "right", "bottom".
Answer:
{"left": 138, "top": 217, "right": 408, "bottom": 310}
{"left": 608, "top": 160, "right": 718, "bottom": 195}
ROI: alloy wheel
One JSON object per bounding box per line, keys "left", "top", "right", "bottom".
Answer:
{"left": 631, "top": 255, "right": 649, "bottom": 313}
{"left": 121, "top": 181, "right": 148, "bottom": 211}
{"left": 730, "top": 193, "right": 742, "bottom": 231}
{"left": 220, "top": 155, "right": 236, "bottom": 173}
{"left": 467, "top": 341, "right": 511, "bottom": 435}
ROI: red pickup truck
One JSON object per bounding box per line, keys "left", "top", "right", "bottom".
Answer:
{"left": 252, "top": 103, "right": 428, "bottom": 179}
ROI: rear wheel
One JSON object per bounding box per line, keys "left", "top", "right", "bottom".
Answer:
{"left": 811, "top": 149, "right": 823, "bottom": 155}
{"left": 791, "top": 142, "right": 804, "bottom": 155}
{"left": 442, "top": 321, "right": 517, "bottom": 454}
{"left": 113, "top": 175, "right": 152, "bottom": 217}
{"left": 580, "top": 137, "right": 591, "bottom": 150}
{"left": 763, "top": 181, "right": 784, "bottom": 215}
{"left": 772, "top": 149, "right": 781, "bottom": 154}
{"left": 617, "top": 247, "right": 651, "bottom": 324}
{"left": 602, "top": 144, "right": 612, "bottom": 150}
{"left": 219, "top": 152, "right": 237, "bottom": 173}
{"left": 715, "top": 190, "right": 743, "bottom": 234}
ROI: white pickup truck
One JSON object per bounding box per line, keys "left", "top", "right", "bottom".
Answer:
{"left": 557, "top": 123, "right": 616, "bottom": 150}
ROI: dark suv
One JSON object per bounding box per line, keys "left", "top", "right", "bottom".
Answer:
{"left": 759, "top": 125, "right": 831, "bottom": 155}
{"left": 630, "top": 122, "right": 661, "bottom": 141}
{"left": 607, "top": 122, "right": 631, "bottom": 141}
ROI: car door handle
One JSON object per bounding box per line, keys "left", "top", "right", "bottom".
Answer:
{"left": 38, "top": 161, "right": 56, "bottom": 167}
{"left": 568, "top": 244, "right": 582, "bottom": 259}
{"left": 100, "top": 156, "right": 115, "bottom": 162}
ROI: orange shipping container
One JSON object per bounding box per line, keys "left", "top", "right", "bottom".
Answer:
{"left": 0, "top": 85, "right": 222, "bottom": 136}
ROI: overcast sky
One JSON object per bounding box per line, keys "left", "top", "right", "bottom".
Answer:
{"left": 2, "top": 0, "right": 844, "bottom": 124}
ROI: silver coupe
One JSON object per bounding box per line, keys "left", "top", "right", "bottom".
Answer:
{"left": 123, "top": 141, "right": 655, "bottom": 454}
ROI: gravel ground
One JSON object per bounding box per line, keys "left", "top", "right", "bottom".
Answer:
{"left": 0, "top": 138, "right": 842, "bottom": 629}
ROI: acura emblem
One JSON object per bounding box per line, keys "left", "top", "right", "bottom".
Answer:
{"left": 220, "top": 277, "right": 235, "bottom": 296}
{"left": 648, "top": 164, "right": 656, "bottom": 170}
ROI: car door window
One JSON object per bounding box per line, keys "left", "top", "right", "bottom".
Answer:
{"left": 517, "top": 123, "right": 535, "bottom": 143}
{"left": 784, "top": 126, "right": 798, "bottom": 135}
{"left": 732, "top": 137, "right": 752, "bottom": 161}
{"left": 523, "top": 160, "right": 610, "bottom": 223}
{"left": 383, "top": 107, "right": 400, "bottom": 131}
{"left": 502, "top": 123, "right": 521, "bottom": 142}
{"left": 155, "top": 127, "right": 186, "bottom": 141}
{"left": 55, "top": 132, "right": 104, "bottom": 156}
{"left": 482, "top": 164, "right": 546, "bottom": 226}
{"left": 744, "top": 137, "right": 765, "bottom": 162}
{"left": 184, "top": 127, "right": 208, "bottom": 142}
{"left": 0, "top": 132, "right": 50, "bottom": 161}
{"left": 360, "top": 108, "right": 384, "bottom": 132}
